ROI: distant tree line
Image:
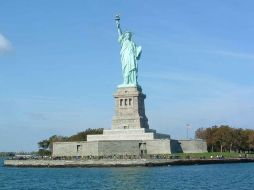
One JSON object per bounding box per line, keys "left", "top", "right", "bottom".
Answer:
{"left": 195, "top": 125, "right": 254, "bottom": 153}
{"left": 0, "top": 152, "right": 15, "bottom": 157}
{"left": 38, "top": 128, "right": 103, "bottom": 155}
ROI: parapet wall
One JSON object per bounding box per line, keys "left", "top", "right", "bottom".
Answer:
{"left": 53, "top": 139, "right": 207, "bottom": 157}
{"left": 53, "top": 139, "right": 171, "bottom": 157}
{"left": 52, "top": 141, "right": 99, "bottom": 157}
{"left": 170, "top": 139, "right": 207, "bottom": 153}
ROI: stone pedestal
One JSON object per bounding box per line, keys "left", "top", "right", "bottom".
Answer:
{"left": 87, "top": 86, "right": 170, "bottom": 142}
{"left": 112, "top": 86, "right": 149, "bottom": 129}
{"left": 54, "top": 86, "right": 174, "bottom": 156}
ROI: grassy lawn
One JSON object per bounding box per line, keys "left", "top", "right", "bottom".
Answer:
{"left": 172, "top": 152, "right": 254, "bottom": 159}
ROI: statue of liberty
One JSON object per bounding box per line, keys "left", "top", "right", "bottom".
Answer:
{"left": 115, "top": 15, "right": 142, "bottom": 87}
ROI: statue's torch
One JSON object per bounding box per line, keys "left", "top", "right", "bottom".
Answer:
{"left": 115, "top": 15, "right": 120, "bottom": 28}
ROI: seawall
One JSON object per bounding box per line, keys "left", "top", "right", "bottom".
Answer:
{"left": 4, "top": 158, "right": 254, "bottom": 167}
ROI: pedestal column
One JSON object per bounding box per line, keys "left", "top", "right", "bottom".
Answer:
{"left": 112, "top": 86, "right": 149, "bottom": 129}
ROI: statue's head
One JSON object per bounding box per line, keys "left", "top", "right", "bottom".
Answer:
{"left": 123, "top": 31, "right": 132, "bottom": 40}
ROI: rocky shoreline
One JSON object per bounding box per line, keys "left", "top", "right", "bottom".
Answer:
{"left": 4, "top": 158, "right": 254, "bottom": 167}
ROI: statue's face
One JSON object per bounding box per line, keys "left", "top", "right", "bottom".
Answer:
{"left": 125, "top": 33, "right": 131, "bottom": 40}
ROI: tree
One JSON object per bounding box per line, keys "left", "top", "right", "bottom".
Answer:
{"left": 38, "top": 135, "right": 67, "bottom": 151}
{"left": 67, "top": 128, "right": 103, "bottom": 142}
{"left": 195, "top": 128, "right": 206, "bottom": 140}
{"left": 37, "top": 128, "right": 104, "bottom": 155}
{"left": 213, "top": 125, "right": 232, "bottom": 152}
{"left": 37, "top": 149, "right": 51, "bottom": 156}
{"left": 195, "top": 125, "right": 254, "bottom": 153}
{"left": 196, "top": 126, "right": 219, "bottom": 152}
{"left": 206, "top": 126, "right": 219, "bottom": 152}
{"left": 246, "top": 130, "right": 254, "bottom": 152}
{"left": 38, "top": 139, "right": 50, "bottom": 150}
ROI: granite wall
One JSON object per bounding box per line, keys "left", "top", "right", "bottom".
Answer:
{"left": 53, "top": 139, "right": 171, "bottom": 157}
{"left": 53, "top": 139, "right": 206, "bottom": 157}
{"left": 170, "top": 139, "right": 207, "bottom": 153}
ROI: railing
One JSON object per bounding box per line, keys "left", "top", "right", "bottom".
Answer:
{"left": 6, "top": 153, "right": 254, "bottom": 161}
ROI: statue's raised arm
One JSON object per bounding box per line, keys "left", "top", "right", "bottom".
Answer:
{"left": 115, "top": 15, "right": 142, "bottom": 87}
{"left": 115, "top": 15, "right": 122, "bottom": 37}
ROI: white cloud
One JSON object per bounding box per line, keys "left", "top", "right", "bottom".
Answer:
{"left": 0, "top": 33, "right": 12, "bottom": 53}
{"left": 206, "top": 50, "right": 254, "bottom": 60}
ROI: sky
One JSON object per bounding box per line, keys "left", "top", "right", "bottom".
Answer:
{"left": 0, "top": 0, "right": 253, "bottom": 152}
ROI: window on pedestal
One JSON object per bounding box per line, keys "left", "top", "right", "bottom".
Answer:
{"left": 129, "top": 98, "right": 132, "bottom": 106}
{"left": 120, "top": 98, "right": 133, "bottom": 107}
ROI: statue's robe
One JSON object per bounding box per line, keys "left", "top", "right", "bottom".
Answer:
{"left": 119, "top": 34, "right": 142, "bottom": 85}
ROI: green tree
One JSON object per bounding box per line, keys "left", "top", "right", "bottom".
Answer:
{"left": 67, "top": 128, "right": 103, "bottom": 142}
{"left": 37, "top": 128, "right": 104, "bottom": 156}
{"left": 213, "top": 125, "right": 232, "bottom": 152}
{"left": 246, "top": 130, "right": 254, "bottom": 152}
{"left": 38, "top": 139, "right": 50, "bottom": 149}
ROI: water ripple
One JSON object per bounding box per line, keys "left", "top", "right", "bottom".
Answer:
{"left": 1, "top": 159, "right": 254, "bottom": 190}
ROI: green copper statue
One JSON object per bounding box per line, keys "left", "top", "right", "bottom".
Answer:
{"left": 115, "top": 15, "right": 142, "bottom": 87}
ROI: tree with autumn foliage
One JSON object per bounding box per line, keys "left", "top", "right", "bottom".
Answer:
{"left": 195, "top": 125, "right": 254, "bottom": 153}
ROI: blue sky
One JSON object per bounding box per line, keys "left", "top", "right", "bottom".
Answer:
{"left": 0, "top": 0, "right": 253, "bottom": 151}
